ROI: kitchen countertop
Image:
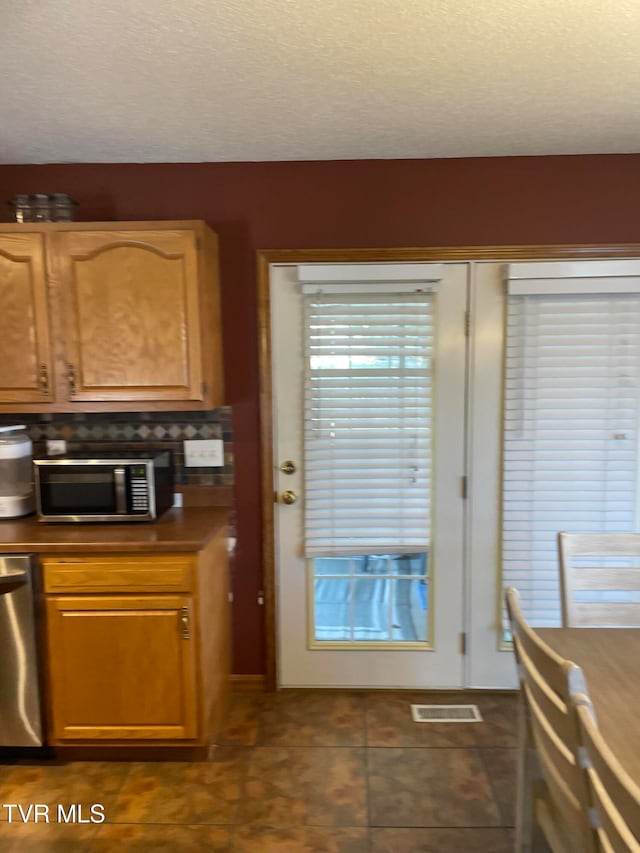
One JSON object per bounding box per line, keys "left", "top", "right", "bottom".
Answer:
{"left": 0, "top": 506, "right": 229, "bottom": 554}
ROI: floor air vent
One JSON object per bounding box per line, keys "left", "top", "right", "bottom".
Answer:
{"left": 410, "top": 704, "right": 483, "bottom": 723}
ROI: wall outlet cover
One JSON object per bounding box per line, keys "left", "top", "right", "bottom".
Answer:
{"left": 183, "top": 439, "right": 224, "bottom": 467}
{"left": 46, "top": 439, "right": 67, "bottom": 456}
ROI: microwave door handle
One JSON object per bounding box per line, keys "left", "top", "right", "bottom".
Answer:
{"left": 114, "top": 468, "right": 127, "bottom": 514}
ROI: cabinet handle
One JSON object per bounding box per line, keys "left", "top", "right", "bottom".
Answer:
{"left": 67, "top": 363, "right": 77, "bottom": 394}
{"left": 39, "top": 363, "right": 49, "bottom": 394}
{"left": 180, "top": 606, "right": 191, "bottom": 639}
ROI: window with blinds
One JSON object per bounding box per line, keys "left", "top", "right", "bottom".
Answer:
{"left": 502, "top": 262, "right": 640, "bottom": 627}
{"left": 300, "top": 278, "right": 436, "bottom": 559}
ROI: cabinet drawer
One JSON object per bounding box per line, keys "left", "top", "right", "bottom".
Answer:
{"left": 42, "top": 556, "right": 195, "bottom": 593}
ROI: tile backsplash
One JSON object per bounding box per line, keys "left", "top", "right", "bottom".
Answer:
{"left": 0, "top": 409, "right": 233, "bottom": 487}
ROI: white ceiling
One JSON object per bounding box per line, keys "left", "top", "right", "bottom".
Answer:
{"left": 2, "top": 0, "right": 640, "bottom": 164}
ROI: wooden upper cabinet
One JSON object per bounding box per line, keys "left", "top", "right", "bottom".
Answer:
{"left": 55, "top": 229, "right": 204, "bottom": 402}
{"left": 0, "top": 233, "right": 53, "bottom": 403}
{"left": 0, "top": 221, "right": 223, "bottom": 412}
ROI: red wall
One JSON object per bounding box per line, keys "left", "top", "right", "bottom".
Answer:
{"left": 2, "top": 155, "right": 640, "bottom": 674}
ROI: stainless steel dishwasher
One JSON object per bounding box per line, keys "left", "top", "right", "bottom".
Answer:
{"left": 0, "top": 555, "right": 43, "bottom": 746}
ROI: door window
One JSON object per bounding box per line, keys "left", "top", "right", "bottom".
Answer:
{"left": 502, "top": 261, "right": 640, "bottom": 627}
{"left": 302, "top": 288, "right": 434, "bottom": 646}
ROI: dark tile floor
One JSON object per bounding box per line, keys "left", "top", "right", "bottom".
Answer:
{"left": 0, "top": 690, "right": 517, "bottom": 851}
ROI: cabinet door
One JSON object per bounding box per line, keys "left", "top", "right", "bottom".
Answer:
{"left": 53, "top": 229, "right": 204, "bottom": 402}
{"left": 45, "top": 594, "right": 198, "bottom": 741}
{"left": 0, "top": 233, "right": 53, "bottom": 403}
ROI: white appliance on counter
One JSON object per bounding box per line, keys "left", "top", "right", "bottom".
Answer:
{"left": 0, "top": 425, "right": 35, "bottom": 518}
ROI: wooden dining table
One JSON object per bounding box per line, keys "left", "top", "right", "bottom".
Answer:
{"left": 538, "top": 627, "right": 640, "bottom": 781}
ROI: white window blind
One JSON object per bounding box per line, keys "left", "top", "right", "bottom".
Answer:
{"left": 302, "top": 288, "right": 434, "bottom": 558}
{"left": 502, "top": 263, "right": 640, "bottom": 627}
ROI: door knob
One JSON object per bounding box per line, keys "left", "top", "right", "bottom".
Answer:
{"left": 280, "top": 490, "right": 298, "bottom": 505}
{"left": 279, "top": 460, "right": 297, "bottom": 475}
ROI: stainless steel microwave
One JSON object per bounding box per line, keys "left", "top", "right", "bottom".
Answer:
{"left": 33, "top": 451, "right": 174, "bottom": 522}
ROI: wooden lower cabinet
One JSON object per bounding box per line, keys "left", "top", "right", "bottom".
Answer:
{"left": 45, "top": 594, "right": 198, "bottom": 742}
{"left": 41, "top": 532, "right": 230, "bottom": 747}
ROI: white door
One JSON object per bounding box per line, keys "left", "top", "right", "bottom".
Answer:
{"left": 271, "top": 262, "right": 468, "bottom": 688}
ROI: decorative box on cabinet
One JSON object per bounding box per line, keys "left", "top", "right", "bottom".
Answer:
{"left": 40, "top": 529, "right": 230, "bottom": 747}
{"left": 0, "top": 221, "right": 223, "bottom": 412}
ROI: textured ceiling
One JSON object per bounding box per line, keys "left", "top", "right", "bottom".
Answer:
{"left": 2, "top": 0, "right": 640, "bottom": 164}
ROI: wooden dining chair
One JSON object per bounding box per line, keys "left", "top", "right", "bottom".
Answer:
{"left": 505, "top": 587, "right": 598, "bottom": 852}
{"left": 558, "top": 532, "right": 640, "bottom": 627}
{"left": 573, "top": 691, "right": 640, "bottom": 852}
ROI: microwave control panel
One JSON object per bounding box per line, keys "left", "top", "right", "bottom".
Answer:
{"left": 129, "top": 466, "right": 150, "bottom": 513}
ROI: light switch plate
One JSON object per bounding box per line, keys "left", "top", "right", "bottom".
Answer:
{"left": 183, "top": 439, "right": 224, "bottom": 467}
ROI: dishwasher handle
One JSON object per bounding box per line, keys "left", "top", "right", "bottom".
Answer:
{"left": 0, "top": 570, "right": 28, "bottom": 594}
